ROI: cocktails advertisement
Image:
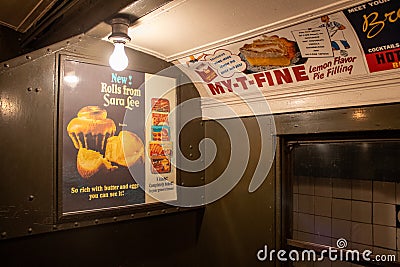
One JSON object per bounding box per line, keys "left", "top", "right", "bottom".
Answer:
{"left": 344, "top": 0, "right": 400, "bottom": 73}
{"left": 61, "top": 60, "right": 176, "bottom": 214}
{"left": 178, "top": 0, "right": 399, "bottom": 97}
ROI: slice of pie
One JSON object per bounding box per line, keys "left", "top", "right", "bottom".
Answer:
{"left": 239, "top": 35, "right": 297, "bottom": 67}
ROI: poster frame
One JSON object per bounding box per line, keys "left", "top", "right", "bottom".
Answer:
{"left": 56, "top": 54, "right": 180, "bottom": 222}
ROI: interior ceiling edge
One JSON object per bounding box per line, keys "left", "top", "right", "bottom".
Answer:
{"left": 0, "top": 0, "right": 58, "bottom": 33}
{"left": 124, "top": 0, "right": 371, "bottom": 62}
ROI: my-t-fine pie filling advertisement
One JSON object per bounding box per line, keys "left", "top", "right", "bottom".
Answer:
{"left": 178, "top": 0, "right": 399, "bottom": 97}
{"left": 61, "top": 59, "right": 177, "bottom": 214}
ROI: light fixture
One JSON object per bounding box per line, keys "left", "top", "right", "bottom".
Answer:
{"left": 108, "top": 15, "right": 132, "bottom": 71}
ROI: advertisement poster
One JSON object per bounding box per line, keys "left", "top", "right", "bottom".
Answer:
{"left": 344, "top": 0, "right": 400, "bottom": 73}
{"left": 144, "top": 74, "right": 177, "bottom": 204}
{"left": 178, "top": 10, "right": 367, "bottom": 97}
{"left": 61, "top": 60, "right": 176, "bottom": 214}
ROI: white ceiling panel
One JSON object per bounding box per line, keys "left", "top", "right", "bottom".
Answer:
{"left": 117, "top": 0, "right": 368, "bottom": 61}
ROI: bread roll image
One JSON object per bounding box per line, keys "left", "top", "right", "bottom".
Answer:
{"left": 67, "top": 106, "right": 116, "bottom": 153}
{"left": 105, "top": 130, "right": 144, "bottom": 167}
{"left": 77, "top": 148, "right": 116, "bottom": 179}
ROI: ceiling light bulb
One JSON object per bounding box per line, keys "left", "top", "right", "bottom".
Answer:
{"left": 109, "top": 42, "right": 128, "bottom": 71}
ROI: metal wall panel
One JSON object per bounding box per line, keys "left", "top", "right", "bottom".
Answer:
{"left": 0, "top": 35, "right": 205, "bottom": 266}
{"left": 0, "top": 54, "right": 56, "bottom": 238}
{"left": 0, "top": 35, "right": 205, "bottom": 238}
{"left": 1, "top": 210, "right": 202, "bottom": 267}
{"left": 274, "top": 104, "right": 400, "bottom": 135}
{"left": 198, "top": 117, "right": 276, "bottom": 267}
{"left": 177, "top": 81, "right": 205, "bottom": 188}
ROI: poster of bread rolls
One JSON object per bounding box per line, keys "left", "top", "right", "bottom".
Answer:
{"left": 61, "top": 60, "right": 176, "bottom": 214}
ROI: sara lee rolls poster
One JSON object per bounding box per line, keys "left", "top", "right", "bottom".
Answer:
{"left": 62, "top": 60, "right": 145, "bottom": 214}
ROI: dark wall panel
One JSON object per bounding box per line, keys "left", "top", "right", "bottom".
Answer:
{"left": 198, "top": 117, "right": 276, "bottom": 267}
{"left": 0, "top": 53, "right": 56, "bottom": 237}
{"left": 0, "top": 25, "right": 24, "bottom": 62}
{"left": 1, "top": 210, "right": 201, "bottom": 267}
{"left": 293, "top": 140, "right": 400, "bottom": 181}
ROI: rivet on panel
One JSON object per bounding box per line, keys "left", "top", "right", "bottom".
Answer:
{"left": 26, "top": 55, "right": 32, "bottom": 60}
{"left": 189, "top": 145, "right": 193, "bottom": 149}
{"left": 130, "top": 214, "right": 135, "bottom": 218}
{"left": 27, "top": 87, "right": 32, "bottom": 92}
{"left": 162, "top": 209, "right": 166, "bottom": 213}
{"left": 28, "top": 228, "right": 33, "bottom": 233}
{"left": 74, "top": 222, "right": 79, "bottom": 227}
{"left": 146, "top": 212, "right": 150, "bottom": 216}
{"left": 28, "top": 195, "right": 34, "bottom": 201}
{"left": 113, "top": 217, "right": 117, "bottom": 221}
{"left": 181, "top": 182, "right": 185, "bottom": 186}
{"left": 94, "top": 219, "right": 99, "bottom": 224}
{"left": 78, "top": 37, "right": 82, "bottom": 41}
{"left": 200, "top": 176, "right": 204, "bottom": 180}
{"left": 294, "top": 124, "right": 299, "bottom": 128}
{"left": 53, "top": 225, "right": 57, "bottom": 230}
{"left": 4, "top": 63, "right": 9, "bottom": 68}
{"left": 47, "top": 48, "right": 52, "bottom": 53}
{"left": 66, "top": 41, "right": 70, "bottom": 45}
{"left": 189, "top": 153, "right": 193, "bottom": 157}
{"left": 35, "top": 88, "right": 41, "bottom": 92}
{"left": 176, "top": 207, "right": 180, "bottom": 211}
{"left": 1, "top": 232, "right": 6, "bottom": 238}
